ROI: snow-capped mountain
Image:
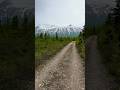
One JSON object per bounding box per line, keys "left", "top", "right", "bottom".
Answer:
{"left": 35, "top": 24, "right": 82, "bottom": 37}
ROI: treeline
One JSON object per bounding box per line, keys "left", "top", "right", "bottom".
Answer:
{"left": 0, "top": 15, "right": 34, "bottom": 37}
{"left": 36, "top": 32, "right": 78, "bottom": 41}
{"left": 85, "top": 0, "right": 120, "bottom": 85}
{"left": 36, "top": 32, "right": 59, "bottom": 39}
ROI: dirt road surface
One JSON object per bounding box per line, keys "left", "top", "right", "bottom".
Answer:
{"left": 35, "top": 42, "right": 85, "bottom": 90}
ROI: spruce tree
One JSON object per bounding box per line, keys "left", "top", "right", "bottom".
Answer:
{"left": 56, "top": 32, "right": 58, "bottom": 40}
{"left": 12, "top": 15, "right": 18, "bottom": 29}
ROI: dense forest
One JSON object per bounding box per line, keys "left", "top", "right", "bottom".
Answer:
{"left": 0, "top": 15, "right": 34, "bottom": 90}
{"left": 85, "top": 0, "right": 120, "bottom": 87}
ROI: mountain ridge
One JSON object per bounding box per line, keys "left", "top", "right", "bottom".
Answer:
{"left": 35, "top": 24, "right": 82, "bottom": 37}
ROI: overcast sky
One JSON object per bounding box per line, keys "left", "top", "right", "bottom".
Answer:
{"left": 35, "top": 0, "right": 85, "bottom": 27}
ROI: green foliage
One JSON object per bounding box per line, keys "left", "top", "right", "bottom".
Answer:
{"left": 55, "top": 32, "right": 58, "bottom": 39}
{"left": 98, "top": 24, "right": 120, "bottom": 78}
{"left": 11, "top": 15, "right": 19, "bottom": 29}
{"left": 76, "top": 31, "right": 85, "bottom": 59}
{"left": 96, "top": 0, "right": 120, "bottom": 84}
{"left": 0, "top": 15, "right": 34, "bottom": 89}
{"left": 84, "top": 25, "right": 97, "bottom": 39}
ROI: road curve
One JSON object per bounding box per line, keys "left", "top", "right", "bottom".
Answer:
{"left": 35, "top": 42, "right": 85, "bottom": 90}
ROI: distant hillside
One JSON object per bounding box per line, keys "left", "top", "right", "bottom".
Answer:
{"left": 86, "top": 0, "right": 115, "bottom": 25}
{"left": 0, "top": 0, "right": 34, "bottom": 24}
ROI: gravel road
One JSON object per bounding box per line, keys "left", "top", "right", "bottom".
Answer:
{"left": 35, "top": 42, "right": 85, "bottom": 90}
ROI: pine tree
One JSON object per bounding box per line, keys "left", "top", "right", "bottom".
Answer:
{"left": 110, "top": 0, "right": 120, "bottom": 30}
{"left": 44, "top": 32, "right": 47, "bottom": 39}
{"left": 0, "top": 19, "right": 1, "bottom": 28}
{"left": 12, "top": 15, "right": 18, "bottom": 29}
{"left": 40, "top": 33, "right": 43, "bottom": 38}
{"left": 23, "top": 15, "right": 28, "bottom": 29}
{"left": 56, "top": 32, "right": 58, "bottom": 39}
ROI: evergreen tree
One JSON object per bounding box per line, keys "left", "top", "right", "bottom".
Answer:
{"left": 56, "top": 32, "right": 58, "bottom": 39}
{"left": 44, "top": 32, "right": 47, "bottom": 39}
{"left": 23, "top": 15, "right": 28, "bottom": 29}
{"left": 12, "top": 15, "right": 18, "bottom": 29}
{"left": 109, "top": 0, "right": 120, "bottom": 31}
{"left": 40, "top": 33, "right": 43, "bottom": 38}
{"left": 0, "top": 19, "right": 1, "bottom": 28}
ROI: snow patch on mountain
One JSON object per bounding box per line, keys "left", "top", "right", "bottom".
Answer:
{"left": 35, "top": 24, "right": 82, "bottom": 37}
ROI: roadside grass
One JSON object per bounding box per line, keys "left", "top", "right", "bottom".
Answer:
{"left": 76, "top": 32, "right": 85, "bottom": 59}
{"left": 35, "top": 37, "right": 71, "bottom": 67}
{"left": 76, "top": 41, "right": 85, "bottom": 59}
